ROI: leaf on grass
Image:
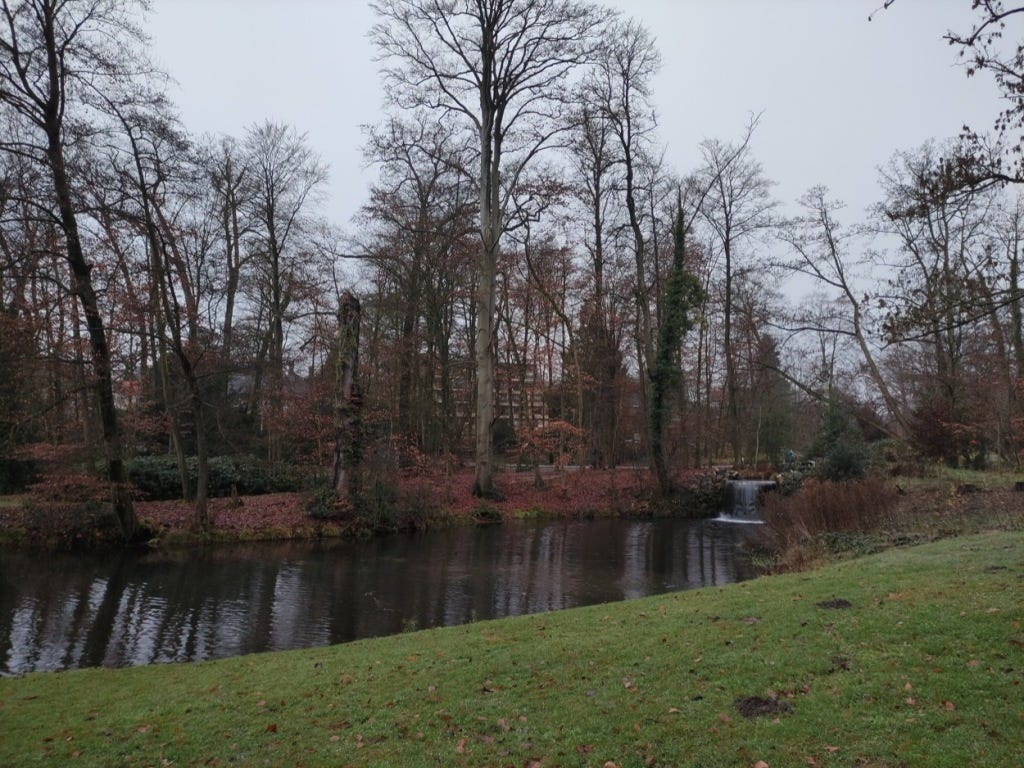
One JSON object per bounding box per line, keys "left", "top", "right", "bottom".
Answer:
{"left": 264, "top": 724, "right": 277, "bottom": 733}
{"left": 455, "top": 737, "right": 467, "bottom": 754}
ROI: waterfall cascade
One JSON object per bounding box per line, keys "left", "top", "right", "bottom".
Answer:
{"left": 716, "top": 479, "right": 776, "bottom": 523}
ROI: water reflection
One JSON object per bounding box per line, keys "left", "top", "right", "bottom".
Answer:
{"left": 0, "top": 518, "right": 756, "bottom": 675}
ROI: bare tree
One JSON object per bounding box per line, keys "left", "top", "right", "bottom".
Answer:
{"left": 203, "top": 135, "right": 253, "bottom": 374}
{"left": 697, "top": 129, "right": 775, "bottom": 465}
{"left": 588, "top": 18, "right": 661, "bottom": 391}
{"left": 779, "top": 186, "right": 910, "bottom": 436}
{"left": 244, "top": 120, "right": 328, "bottom": 461}
{"left": 360, "top": 113, "right": 476, "bottom": 450}
{"left": 0, "top": 0, "right": 154, "bottom": 540}
{"left": 875, "top": 142, "right": 1002, "bottom": 460}
{"left": 371, "top": 0, "right": 612, "bottom": 498}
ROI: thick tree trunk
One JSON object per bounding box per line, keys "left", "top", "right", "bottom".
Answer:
{"left": 473, "top": 110, "right": 500, "bottom": 499}
{"left": 473, "top": 241, "right": 498, "bottom": 497}
{"left": 332, "top": 292, "right": 362, "bottom": 502}
{"left": 46, "top": 137, "right": 137, "bottom": 540}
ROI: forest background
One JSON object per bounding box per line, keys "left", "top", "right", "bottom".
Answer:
{"left": 2, "top": 0, "right": 1023, "bottom": 541}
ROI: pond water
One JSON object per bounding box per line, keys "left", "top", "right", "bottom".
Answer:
{"left": 0, "top": 517, "right": 758, "bottom": 675}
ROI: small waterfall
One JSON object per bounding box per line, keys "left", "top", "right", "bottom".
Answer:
{"left": 717, "top": 479, "right": 776, "bottom": 523}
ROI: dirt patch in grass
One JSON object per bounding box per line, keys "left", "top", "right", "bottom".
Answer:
{"left": 815, "top": 597, "right": 853, "bottom": 609}
{"left": 733, "top": 695, "right": 794, "bottom": 718}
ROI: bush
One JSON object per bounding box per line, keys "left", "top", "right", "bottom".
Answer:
{"left": 21, "top": 473, "right": 124, "bottom": 548}
{"left": 820, "top": 439, "right": 868, "bottom": 481}
{"left": 471, "top": 502, "right": 502, "bottom": 523}
{"left": 0, "top": 457, "right": 37, "bottom": 493}
{"left": 126, "top": 455, "right": 303, "bottom": 500}
{"left": 304, "top": 482, "right": 345, "bottom": 520}
{"left": 810, "top": 396, "right": 868, "bottom": 481}
{"left": 758, "top": 478, "right": 897, "bottom": 556}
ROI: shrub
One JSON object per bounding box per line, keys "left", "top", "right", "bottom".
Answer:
{"left": 126, "top": 455, "right": 304, "bottom": 500}
{"left": 758, "top": 478, "right": 897, "bottom": 556}
{"left": 0, "top": 458, "right": 37, "bottom": 493}
{"left": 21, "top": 473, "right": 125, "bottom": 548}
{"left": 471, "top": 502, "right": 502, "bottom": 523}
{"left": 304, "top": 482, "right": 345, "bottom": 520}
{"left": 126, "top": 455, "right": 186, "bottom": 499}
{"left": 820, "top": 439, "right": 868, "bottom": 481}
{"left": 810, "top": 396, "right": 868, "bottom": 481}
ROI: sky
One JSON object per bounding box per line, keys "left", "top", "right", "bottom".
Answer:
{"left": 146, "top": 0, "right": 1001, "bottom": 253}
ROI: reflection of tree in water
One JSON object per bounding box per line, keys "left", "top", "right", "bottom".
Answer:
{"left": 0, "top": 521, "right": 757, "bottom": 674}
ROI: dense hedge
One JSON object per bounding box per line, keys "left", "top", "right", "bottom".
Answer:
{"left": 0, "top": 458, "right": 36, "bottom": 493}
{"left": 126, "top": 455, "right": 304, "bottom": 500}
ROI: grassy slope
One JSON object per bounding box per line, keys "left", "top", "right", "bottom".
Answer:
{"left": 1, "top": 532, "right": 1022, "bottom": 768}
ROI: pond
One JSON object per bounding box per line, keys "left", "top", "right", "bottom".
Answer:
{"left": 0, "top": 517, "right": 758, "bottom": 675}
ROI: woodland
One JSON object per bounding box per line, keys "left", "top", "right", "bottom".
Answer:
{"left": 2, "top": 0, "right": 1024, "bottom": 544}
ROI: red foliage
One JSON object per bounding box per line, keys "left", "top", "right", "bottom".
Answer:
{"left": 514, "top": 420, "right": 586, "bottom": 468}
{"left": 138, "top": 493, "right": 311, "bottom": 536}
{"left": 2, "top": 465, "right": 718, "bottom": 544}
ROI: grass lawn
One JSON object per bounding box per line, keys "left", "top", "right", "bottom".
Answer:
{"left": 1, "top": 531, "right": 1022, "bottom": 767}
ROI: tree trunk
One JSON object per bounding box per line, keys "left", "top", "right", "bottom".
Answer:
{"left": 44, "top": 125, "right": 136, "bottom": 540}
{"left": 332, "top": 292, "right": 362, "bottom": 503}
{"left": 473, "top": 109, "right": 500, "bottom": 499}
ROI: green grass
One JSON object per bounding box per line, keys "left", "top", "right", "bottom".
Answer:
{"left": 890, "top": 464, "right": 1024, "bottom": 492}
{"left": 2, "top": 532, "right": 1022, "bottom": 767}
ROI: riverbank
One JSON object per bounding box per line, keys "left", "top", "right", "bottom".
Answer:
{"left": 0, "top": 465, "right": 721, "bottom": 549}
{"left": 1, "top": 530, "right": 1021, "bottom": 766}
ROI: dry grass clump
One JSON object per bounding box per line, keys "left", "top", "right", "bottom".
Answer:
{"left": 758, "top": 478, "right": 899, "bottom": 571}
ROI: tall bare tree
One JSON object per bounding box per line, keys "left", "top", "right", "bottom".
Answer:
{"left": 244, "top": 120, "right": 328, "bottom": 461}
{"left": 780, "top": 186, "right": 910, "bottom": 437}
{"left": 588, "top": 18, "right": 661, "bottom": 387}
{"left": 371, "top": 0, "right": 611, "bottom": 497}
{"left": 697, "top": 129, "right": 775, "bottom": 465}
{"left": 360, "top": 113, "right": 476, "bottom": 449}
{"left": 0, "top": 0, "right": 153, "bottom": 540}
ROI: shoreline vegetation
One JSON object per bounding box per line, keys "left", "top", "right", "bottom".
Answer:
{"left": 0, "top": 465, "right": 727, "bottom": 551}
{"left": 0, "top": 463, "right": 1022, "bottom": 565}
{"left": 0, "top": 530, "right": 1021, "bottom": 766}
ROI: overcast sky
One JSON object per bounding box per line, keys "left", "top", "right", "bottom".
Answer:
{"left": 147, "top": 0, "right": 1000, "bottom": 247}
